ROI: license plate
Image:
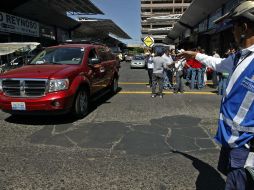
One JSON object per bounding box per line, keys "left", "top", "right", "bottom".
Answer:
{"left": 11, "top": 102, "right": 26, "bottom": 110}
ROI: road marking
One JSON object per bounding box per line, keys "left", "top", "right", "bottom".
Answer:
{"left": 119, "top": 82, "right": 214, "bottom": 85}
{"left": 118, "top": 91, "right": 216, "bottom": 95}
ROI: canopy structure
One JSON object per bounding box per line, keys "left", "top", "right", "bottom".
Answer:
{"left": 167, "top": 0, "right": 229, "bottom": 39}
{"left": 0, "top": 0, "right": 103, "bottom": 30}
{"left": 74, "top": 18, "right": 131, "bottom": 39}
{"left": 0, "top": 42, "right": 40, "bottom": 56}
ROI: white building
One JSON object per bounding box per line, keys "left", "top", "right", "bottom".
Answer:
{"left": 141, "top": 0, "right": 192, "bottom": 44}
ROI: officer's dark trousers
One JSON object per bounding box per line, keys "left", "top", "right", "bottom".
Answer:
{"left": 218, "top": 147, "right": 254, "bottom": 189}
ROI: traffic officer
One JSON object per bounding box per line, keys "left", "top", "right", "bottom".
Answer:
{"left": 179, "top": 1, "right": 254, "bottom": 189}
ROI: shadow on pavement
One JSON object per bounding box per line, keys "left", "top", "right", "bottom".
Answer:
{"left": 172, "top": 150, "right": 225, "bottom": 190}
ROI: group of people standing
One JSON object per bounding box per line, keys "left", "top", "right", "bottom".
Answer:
{"left": 146, "top": 47, "right": 210, "bottom": 98}
{"left": 146, "top": 46, "right": 235, "bottom": 98}
{"left": 146, "top": 48, "right": 184, "bottom": 98}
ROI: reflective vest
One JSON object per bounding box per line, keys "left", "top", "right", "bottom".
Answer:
{"left": 215, "top": 56, "right": 254, "bottom": 147}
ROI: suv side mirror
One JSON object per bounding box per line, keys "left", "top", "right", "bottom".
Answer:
{"left": 89, "top": 58, "right": 101, "bottom": 65}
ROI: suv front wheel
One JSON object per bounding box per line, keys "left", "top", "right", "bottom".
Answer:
{"left": 110, "top": 77, "right": 118, "bottom": 94}
{"left": 73, "top": 88, "right": 89, "bottom": 118}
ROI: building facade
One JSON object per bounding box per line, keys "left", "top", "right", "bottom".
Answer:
{"left": 167, "top": 0, "right": 242, "bottom": 55}
{"left": 140, "top": 0, "right": 192, "bottom": 44}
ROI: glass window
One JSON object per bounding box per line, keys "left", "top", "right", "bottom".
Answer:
{"left": 30, "top": 47, "right": 85, "bottom": 65}
{"left": 133, "top": 55, "right": 145, "bottom": 60}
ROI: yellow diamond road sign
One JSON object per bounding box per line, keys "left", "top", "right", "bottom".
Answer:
{"left": 143, "top": 36, "right": 154, "bottom": 47}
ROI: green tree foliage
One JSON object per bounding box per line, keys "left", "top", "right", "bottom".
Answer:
{"left": 127, "top": 47, "right": 144, "bottom": 54}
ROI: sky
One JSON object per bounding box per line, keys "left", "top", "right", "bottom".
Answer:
{"left": 89, "top": 0, "right": 141, "bottom": 45}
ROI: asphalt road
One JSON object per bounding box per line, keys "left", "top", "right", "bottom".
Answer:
{"left": 0, "top": 61, "right": 225, "bottom": 190}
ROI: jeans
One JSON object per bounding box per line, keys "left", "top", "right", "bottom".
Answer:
{"left": 174, "top": 70, "right": 184, "bottom": 92}
{"left": 218, "top": 76, "right": 229, "bottom": 96}
{"left": 147, "top": 68, "right": 153, "bottom": 87}
{"left": 186, "top": 68, "right": 192, "bottom": 83}
{"left": 190, "top": 68, "right": 202, "bottom": 89}
{"left": 163, "top": 69, "right": 173, "bottom": 88}
{"left": 200, "top": 67, "right": 206, "bottom": 88}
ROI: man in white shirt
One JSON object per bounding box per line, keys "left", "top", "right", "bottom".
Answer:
{"left": 179, "top": 1, "right": 254, "bottom": 189}
{"left": 162, "top": 49, "right": 174, "bottom": 89}
{"left": 174, "top": 58, "right": 186, "bottom": 93}
{"left": 146, "top": 53, "right": 154, "bottom": 88}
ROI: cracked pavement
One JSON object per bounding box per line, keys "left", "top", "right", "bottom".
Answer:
{"left": 0, "top": 62, "right": 226, "bottom": 189}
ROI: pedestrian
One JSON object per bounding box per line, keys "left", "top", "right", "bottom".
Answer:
{"left": 186, "top": 49, "right": 203, "bottom": 90}
{"left": 162, "top": 49, "right": 174, "bottom": 89}
{"left": 211, "top": 49, "right": 220, "bottom": 88}
{"left": 151, "top": 50, "right": 170, "bottom": 98}
{"left": 174, "top": 58, "right": 186, "bottom": 94}
{"left": 217, "top": 71, "right": 229, "bottom": 96}
{"left": 179, "top": 1, "right": 254, "bottom": 189}
{"left": 146, "top": 52, "right": 154, "bottom": 88}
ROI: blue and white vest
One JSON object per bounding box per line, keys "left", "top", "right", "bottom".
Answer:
{"left": 215, "top": 56, "right": 254, "bottom": 148}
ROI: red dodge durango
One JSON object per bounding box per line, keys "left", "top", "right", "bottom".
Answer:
{"left": 0, "top": 43, "right": 119, "bottom": 118}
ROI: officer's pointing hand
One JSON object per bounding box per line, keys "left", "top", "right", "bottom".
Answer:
{"left": 177, "top": 51, "right": 198, "bottom": 60}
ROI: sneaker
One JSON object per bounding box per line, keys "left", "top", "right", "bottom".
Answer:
{"left": 159, "top": 94, "right": 163, "bottom": 98}
{"left": 151, "top": 94, "right": 156, "bottom": 98}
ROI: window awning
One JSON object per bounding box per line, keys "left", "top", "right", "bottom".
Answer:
{"left": 74, "top": 18, "right": 131, "bottom": 39}
{"left": 0, "top": 0, "right": 103, "bottom": 31}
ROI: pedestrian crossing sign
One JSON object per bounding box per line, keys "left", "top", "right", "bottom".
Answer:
{"left": 143, "top": 36, "right": 154, "bottom": 47}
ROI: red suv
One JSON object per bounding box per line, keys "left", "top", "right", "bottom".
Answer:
{"left": 0, "top": 43, "right": 119, "bottom": 118}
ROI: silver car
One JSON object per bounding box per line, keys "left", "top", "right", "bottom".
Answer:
{"left": 130, "top": 55, "right": 146, "bottom": 69}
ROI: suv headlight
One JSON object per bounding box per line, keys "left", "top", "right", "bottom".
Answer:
{"left": 48, "top": 79, "right": 69, "bottom": 92}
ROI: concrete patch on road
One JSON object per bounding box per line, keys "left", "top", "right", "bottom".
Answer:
{"left": 28, "top": 115, "right": 217, "bottom": 156}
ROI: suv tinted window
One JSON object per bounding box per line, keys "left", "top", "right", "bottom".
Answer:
{"left": 88, "top": 48, "right": 98, "bottom": 59}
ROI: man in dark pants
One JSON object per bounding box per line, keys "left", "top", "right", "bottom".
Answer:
{"left": 151, "top": 50, "right": 168, "bottom": 98}
{"left": 179, "top": 1, "right": 254, "bottom": 189}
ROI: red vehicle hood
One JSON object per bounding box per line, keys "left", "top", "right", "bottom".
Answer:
{"left": 0, "top": 64, "right": 79, "bottom": 79}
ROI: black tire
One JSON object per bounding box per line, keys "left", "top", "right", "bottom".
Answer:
{"left": 72, "top": 88, "right": 89, "bottom": 118}
{"left": 110, "top": 77, "right": 118, "bottom": 94}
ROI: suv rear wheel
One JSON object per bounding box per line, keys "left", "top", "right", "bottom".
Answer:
{"left": 73, "top": 88, "right": 89, "bottom": 118}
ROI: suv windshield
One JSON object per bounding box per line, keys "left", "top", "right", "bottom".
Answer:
{"left": 30, "top": 47, "right": 85, "bottom": 65}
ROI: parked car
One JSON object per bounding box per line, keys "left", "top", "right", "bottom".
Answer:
{"left": 130, "top": 55, "right": 146, "bottom": 69}
{"left": 0, "top": 43, "right": 119, "bottom": 118}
